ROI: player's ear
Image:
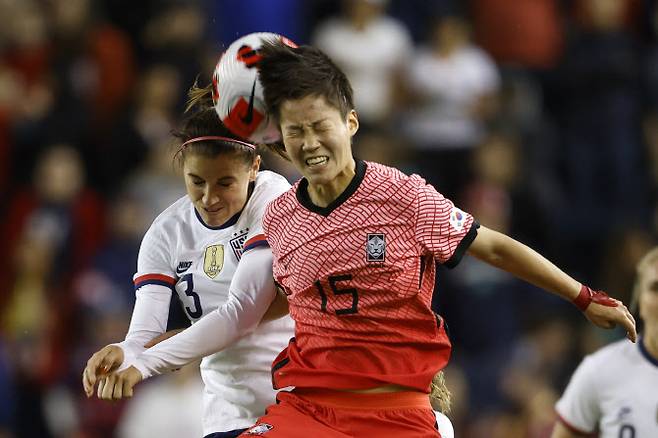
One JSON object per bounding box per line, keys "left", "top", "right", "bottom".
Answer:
{"left": 347, "top": 110, "right": 359, "bottom": 137}
{"left": 249, "top": 155, "right": 261, "bottom": 181}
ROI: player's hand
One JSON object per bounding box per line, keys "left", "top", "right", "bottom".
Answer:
{"left": 584, "top": 299, "right": 637, "bottom": 343}
{"left": 96, "top": 366, "right": 143, "bottom": 400}
{"left": 82, "top": 345, "right": 125, "bottom": 397}
{"left": 144, "top": 329, "right": 184, "bottom": 348}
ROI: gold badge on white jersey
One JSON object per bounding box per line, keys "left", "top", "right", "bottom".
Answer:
{"left": 204, "top": 244, "right": 224, "bottom": 278}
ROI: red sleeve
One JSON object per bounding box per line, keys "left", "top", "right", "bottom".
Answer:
{"left": 414, "top": 181, "right": 478, "bottom": 267}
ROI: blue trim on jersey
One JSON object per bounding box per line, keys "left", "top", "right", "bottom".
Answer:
{"left": 194, "top": 207, "right": 242, "bottom": 230}
{"left": 639, "top": 336, "right": 658, "bottom": 367}
{"left": 243, "top": 240, "right": 269, "bottom": 252}
{"left": 192, "top": 182, "right": 255, "bottom": 230}
{"left": 134, "top": 279, "right": 175, "bottom": 290}
{"left": 203, "top": 428, "right": 247, "bottom": 438}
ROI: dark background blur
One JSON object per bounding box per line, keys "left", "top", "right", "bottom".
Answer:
{"left": 0, "top": 0, "right": 656, "bottom": 437}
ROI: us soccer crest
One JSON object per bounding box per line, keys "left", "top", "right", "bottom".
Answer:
{"left": 245, "top": 423, "right": 273, "bottom": 435}
{"left": 229, "top": 229, "right": 249, "bottom": 260}
{"left": 366, "top": 233, "right": 386, "bottom": 262}
{"left": 203, "top": 244, "right": 224, "bottom": 279}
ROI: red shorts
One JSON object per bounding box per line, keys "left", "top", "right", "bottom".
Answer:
{"left": 239, "top": 388, "right": 441, "bottom": 437}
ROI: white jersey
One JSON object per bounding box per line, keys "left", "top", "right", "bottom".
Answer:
{"left": 555, "top": 338, "right": 658, "bottom": 438}
{"left": 434, "top": 411, "right": 454, "bottom": 438}
{"left": 122, "top": 171, "right": 294, "bottom": 435}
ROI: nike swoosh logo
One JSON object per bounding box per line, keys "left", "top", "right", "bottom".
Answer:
{"left": 240, "top": 78, "right": 257, "bottom": 125}
{"left": 176, "top": 266, "right": 190, "bottom": 274}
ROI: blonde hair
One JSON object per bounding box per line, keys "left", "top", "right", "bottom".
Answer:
{"left": 186, "top": 80, "right": 214, "bottom": 113}
{"left": 429, "top": 370, "right": 451, "bottom": 414}
{"left": 631, "top": 246, "right": 658, "bottom": 313}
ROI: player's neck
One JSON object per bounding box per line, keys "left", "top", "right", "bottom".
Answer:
{"left": 643, "top": 326, "right": 658, "bottom": 360}
{"left": 307, "top": 163, "right": 356, "bottom": 208}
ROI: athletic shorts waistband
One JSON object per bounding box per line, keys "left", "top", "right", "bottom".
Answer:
{"left": 290, "top": 388, "right": 431, "bottom": 410}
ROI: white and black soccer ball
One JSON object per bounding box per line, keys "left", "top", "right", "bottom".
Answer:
{"left": 212, "top": 32, "right": 296, "bottom": 144}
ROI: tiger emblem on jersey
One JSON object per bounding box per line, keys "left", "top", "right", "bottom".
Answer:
{"left": 245, "top": 422, "right": 273, "bottom": 435}
{"left": 366, "top": 233, "right": 386, "bottom": 262}
{"left": 203, "top": 244, "right": 224, "bottom": 278}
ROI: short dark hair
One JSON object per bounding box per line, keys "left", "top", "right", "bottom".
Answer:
{"left": 258, "top": 39, "right": 354, "bottom": 122}
{"left": 172, "top": 102, "right": 257, "bottom": 167}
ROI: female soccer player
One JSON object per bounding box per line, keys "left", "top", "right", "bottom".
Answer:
{"left": 81, "top": 105, "right": 294, "bottom": 438}
{"left": 229, "top": 39, "right": 637, "bottom": 438}
{"left": 551, "top": 247, "right": 658, "bottom": 438}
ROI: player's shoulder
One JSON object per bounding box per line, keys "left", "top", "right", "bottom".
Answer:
{"left": 363, "top": 161, "right": 433, "bottom": 196}
{"left": 263, "top": 176, "right": 298, "bottom": 214}
{"left": 148, "top": 195, "right": 191, "bottom": 231}
{"left": 254, "top": 170, "right": 291, "bottom": 194}
{"left": 241, "top": 171, "right": 291, "bottom": 225}
{"left": 364, "top": 161, "right": 424, "bottom": 185}
{"left": 581, "top": 339, "right": 636, "bottom": 372}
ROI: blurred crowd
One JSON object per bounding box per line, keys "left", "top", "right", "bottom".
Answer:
{"left": 0, "top": 0, "right": 656, "bottom": 437}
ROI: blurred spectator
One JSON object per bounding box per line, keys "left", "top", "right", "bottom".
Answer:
{"left": 140, "top": 2, "right": 207, "bottom": 89}
{"left": 472, "top": 0, "right": 564, "bottom": 69}
{"left": 3, "top": 144, "right": 106, "bottom": 290}
{"left": 496, "top": 317, "right": 575, "bottom": 438}
{"left": 209, "top": 0, "right": 307, "bottom": 49}
{"left": 399, "top": 12, "right": 500, "bottom": 199}
{"left": 75, "top": 192, "right": 149, "bottom": 320}
{"left": 0, "top": 340, "right": 12, "bottom": 436}
{"left": 0, "top": 2, "right": 652, "bottom": 436}
{"left": 124, "top": 141, "right": 186, "bottom": 224}
{"left": 313, "top": 0, "right": 413, "bottom": 130}
{"left": 49, "top": 0, "right": 136, "bottom": 128}
{"left": 99, "top": 63, "right": 181, "bottom": 196}
{"left": 116, "top": 364, "right": 203, "bottom": 438}
{"left": 2, "top": 210, "right": 62, "bottom": 437}
{"left": 551, "top": 0, "right": 648, "bottom": 280}
{"left": 467, "top": 132, "right": 551, "bottom": 251}
{"left": 599, "top": 227, "right": 656, "bottom": 304}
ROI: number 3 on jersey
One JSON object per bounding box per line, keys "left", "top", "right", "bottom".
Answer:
{"left": 179, "top": 273, "right": 203, "bottom": 318}
{"left": 314, "top": 274, "right": 359, "bottom": 315}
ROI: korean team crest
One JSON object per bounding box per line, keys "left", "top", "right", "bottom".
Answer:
{"left": 449, "top": 207, "right": 466, "bottom": 232}
{"left": 203, "top": 244, "right": 224, "bottom": 279}
{"left": 245, "top": 423, "right": 273, "bottom": 435}
{"left": 366, "top": 233, "right": 386, "bottom": 262}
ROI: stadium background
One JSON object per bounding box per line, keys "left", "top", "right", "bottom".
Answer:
{"left": 0, "top": 0, "right": 656, "bottom": 436}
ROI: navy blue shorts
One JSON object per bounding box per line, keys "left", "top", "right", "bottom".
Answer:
{"left": 203, "top": 429, "right": 247, "bottom": 438}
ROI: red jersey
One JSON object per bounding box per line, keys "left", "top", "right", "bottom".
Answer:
{"left": 263, "top": 160, "right": 478, "bottom": 392}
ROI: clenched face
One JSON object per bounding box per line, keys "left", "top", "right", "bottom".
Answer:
{"left": 278, "top": 95, "right": 359, "bottom": 205}
{"left": 183, "top": 152, "right": 259, "bottom": 226}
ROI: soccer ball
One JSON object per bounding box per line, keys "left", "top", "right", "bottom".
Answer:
{"left": 212, "top": 32, "right": 296, "bottom": 144}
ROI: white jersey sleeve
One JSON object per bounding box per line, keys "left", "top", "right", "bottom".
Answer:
{"left": 114, "top": 219, "right": 177, "bottom": 361}
{"left": 131, "top": 245, "right": 277, "bottom": 378}
{"left": 242, "top": 171, "right": 289, "bottom": 253}
{"left": 555, "top": 355, "right": 601, "bottom": 434}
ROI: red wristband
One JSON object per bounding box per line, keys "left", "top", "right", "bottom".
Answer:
{"left": 572, "top": 285, "right": 618, "bottom": 311}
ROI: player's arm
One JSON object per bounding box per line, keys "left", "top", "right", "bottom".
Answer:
{"left": 95, "top": 246, "right": 278, "bottom": 400}
{"left": 262, "top": 283, "right": 289, "bottom": 321}
{"left": 551, "top": 354, "right": 600, "bottom": 438}
{"left": 467, "top": 225, "right": 636, "bottom": 341}
{"left": 83, "top": 225, "right": 175, "bottom": 397}
{"left": 82, "top": 281, "right": 173, "bottom": 397}
{"left": 550, "top": 422, "right": 584, "bottom": 438}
